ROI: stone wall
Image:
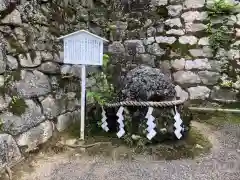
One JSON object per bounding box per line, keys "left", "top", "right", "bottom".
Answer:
{"left": 0, "top": 0, "right": 240, "bottom": 172}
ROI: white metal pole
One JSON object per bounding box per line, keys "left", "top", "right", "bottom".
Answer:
{"left": 80, "top": 65, "right": 86, "bottom": 140}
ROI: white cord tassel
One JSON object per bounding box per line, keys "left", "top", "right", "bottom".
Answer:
{"left": 173, "top": 106, "right": 183, "bottom": 139}
{"left": 101, "top": 107, "right": 109, "bottom": 132}
{"left": 116, "top": 106, "right": 125, "bottom": 138}
{"left": 145, "top": 107, "right": 157, "bottom": 140}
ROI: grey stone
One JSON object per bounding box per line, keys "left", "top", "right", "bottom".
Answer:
{"left": 236, "top": 28, "right": 240, "bottom": 37}
{"left": 16, "top": 121, "right": 53, "bottom": 151}
{"left": 0, "top": 95, "right": 11, "bottom": 111}
{"left": 151, "top": 0, "right": 168, "bottom": 6}
{"left": 166, "top": 29, "right": 185, "bottom": 36}
{"left": 228, "top": 49, "right": 240, "bottom": 60}
{"left": 41, "top": 51, "right": 54, "bottom": 61}
{"left": 155, "top": 36, "right": 176, "bottom": 44}
{"left": 232, "top": 40, "right": 240, "bottom": 48}
{"left": 54, "top": 52, "right": 63, "bottom": 63}
{"left": 210, "top": 87, "right": 238, "bottom": 101}
{"left": 170, "top": 0, "right": 184, "bottom": 3}
{"left": 198, "top": 71, "right": 221, "bottom": 85}
{"left": 0, "top": 0, "right": 11, "bottom": 12}
{"left": 167, "top": 5, "right": 183, "bottom": 17}
{"left": 143, "top": 37, "right": 155, "bottom": 45}
{"left": 0, "top": 134, "right": 22, "bottom": 168}
{"left": 61, "top": 65, "right": 81, "bottom": 78}
{"left": 147, "top": 43, "right": 165, "bottom": 57}
{"left": 158, "top": 61, "right": 172, "bottom": 80}
{"left": 1, "top": 9, "right": 22, "bottom": 25}
{"left": 19, "top": 52, "right": 42, "bottom": 67}
{"left": 38, "top": 62, "right": 60, "bottom": 74}
{"left": 184, "top": 0, "right": 205, "bottom": 9}
{"left": 186, "top": 23, "right": 207, "bottom": 32}
{"left": 0, "top": 100, "right": 45, "bottom": 136}
{"left": 0, "top": 42, "right": 6, "bottom": 74}
{"left": 0, "top": 75, "right": 4, "bottom": 86}
{"left": 120, "top": 65, "right": 176, "bottom": 101}
{"left": 124, "top": 40, "right": 145, "bottom": 54}
{"left": 139, "top": 54, "right": 156, "bottom": 67}
{"left": 56, "top": 111, "right": 80, "bottom": 132}
{"left": 179, "top": 35, "right": 198, "bottom": 45}
{"left": 41, "top": 95, "right": 66, "bottom": 119}
{"left": 188, "top": 86, "right": 211, "bottom": 100}
{"left": 198, "top": 37, "right": 209, "bottom": 46}
{"left": 209, "top": 60, "right": 226, "bottom": 72}
{"left": 189, "top": 47, "right": 213, "bottom": 57}
{"left": 175, "top": 85, "right": 189, "bottom": 100}
{"left": 237, "top": 13, "right": 240, "bottom": 25}
{"left": 185, "top": 59, "right": 211, "bottom": 70}
{"left": 108, "top": 41, "right": 125, "bottom": 54}
{"left": 15, "top": 70, "right": 51, "bottom": 98}
{"left": 165, "top": 18, "right": 182, "bottom": 28}
{"left": 173, "top": 71, "right": 201, "bottom": 84}
{"left": 171, "top": 58, "right": 185, "bottom": 70}
{"left": 147, "top": 27, "right": 157, "bottom": 37}
{"left": 6, "top": 55, "right": 18, "bottom": 70}
{"left": 181, "top": 11, "right": 208, "bottom": 22}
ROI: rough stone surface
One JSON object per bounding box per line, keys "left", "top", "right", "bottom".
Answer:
{"left": 16, "top": 121, "right": 53, "bottom": 151}
{"left": 56, "top": 111, "right": 80, "bottom": 132}
{"left": 166, "top": 29, "right": 185, "bottom": 36}
{"left": 181, "top": 11, "right": 208, "bottom": 22}
{"left": 120, "top": 65, "right": 176, "bottom": 101}
{"left": 1, "top": 9, "right": 22, "bottom": 25}
{"left": 164, "top": 18, "right": 182, "bottom": 28}
{"left": 188, "top": 86, "right": 211, "bottom": 100}
{"left": 41, "top": 95, "right": 65, "bottom": 119}
{"left": 15, "top": 70, "right": 51, "bottom": 98}
{"left": 185, "top": 59, "right": 211, "bottom": 70}
{"left": 0, "top": 42, "right": 6, "bottom": 74}
{"left": 6, "top": 55, "right": 18, "bottom": 70}
{"left": 189, "top": 47, "right": 213, "bottom": 57}
{"left": 0, "top": 100, "right": 45, "bottom": 136}
{"left": 155, "top": 36, "right": 176, "bottom": 44}
{"left": 124, "top": 40, "right": 145, "bottom": 54}
{"left": 179, "top": 36, "right": 198, "bottom": 45}
{"left": 143, "top": 37, "right": 155, "bottom": 45}
{"left": 186, "top": 23, "right": 207, "bottom": 32}
{"left": 210, "top": 87, "right": 238, "bottom": 101}
{"left": 0, "top": 95, "right": 11, "bottom": 111}
{"left": 147, "top": 43, "right": 165, "bottom": 57}
{"left": 173, "top": 71, "right": 201, "bottom": 84}
{"left": 171, "top": 58, "right": 185, "bottom": 70}
{"left": 175, "top": 85, "right": 189, "bottom": 100}
{"left": 108, "top": 42, "right": 125, "bottom": 54}
{"left": 0, "top": 134, "right": 22, "bottom": 168}
{"left": 183, "top": 0, "right": 205, "bottom": 9}
{"left": 151, "top": 0, "right": 168, "bottom": 6}
{"left": 198, "top": 37, "right": 209, "bottom": 46}
{"left": 198, "top": 71, "right": 221, "bottom": 85}
{"left": 167, "top": 5, "right": 183, "bottom": 17}
{"left": 19, "top": 52, "right": 41, "bottom": 67}
{"left": 38, "top": 62, "right": 60, "bottom": 74}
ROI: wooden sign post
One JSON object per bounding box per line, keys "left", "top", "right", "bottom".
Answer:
{"left": 58, "top": 30, "right": 109, "bottom": 140}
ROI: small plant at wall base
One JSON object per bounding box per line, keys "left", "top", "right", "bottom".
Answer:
{"left": 87, "top": 54, "right": 116, "bottom": 106}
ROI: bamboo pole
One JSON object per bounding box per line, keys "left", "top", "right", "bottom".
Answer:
{"left": 189, "top": 107, "right": 240, "bottom": 113}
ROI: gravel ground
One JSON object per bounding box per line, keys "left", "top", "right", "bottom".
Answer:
{"left": 17, "top": 122, "right": 240, "bottom": 180}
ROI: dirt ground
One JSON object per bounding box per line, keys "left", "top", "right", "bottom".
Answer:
{"left": 3, "top": 121, "right": 240, "bottom": 180}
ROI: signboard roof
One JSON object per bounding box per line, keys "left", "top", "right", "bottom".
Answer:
{"left": 57, "top": 29, "right": 109, "bottom": 42}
